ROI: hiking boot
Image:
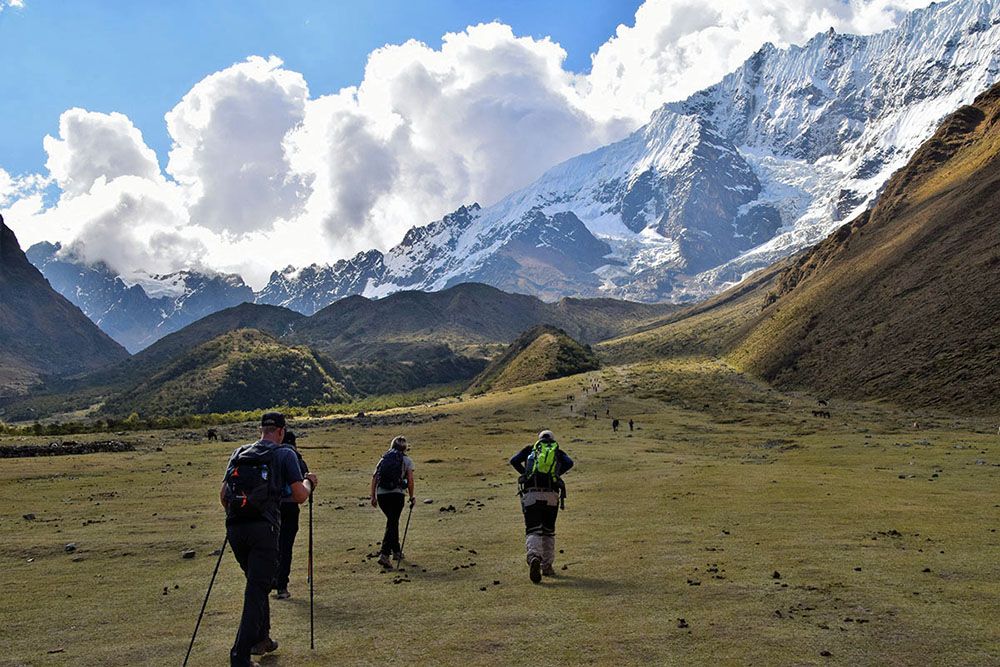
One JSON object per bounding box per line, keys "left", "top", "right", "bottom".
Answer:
{"left": 377, "top": 553, "right": 393, "bottom": 568}
{"left": 250, "top": 638, "right": 278, "bottom": 655}
{"left": 274, "top": 588, "right": 291, "bottom": 600}
{"left": 542, "top": 564, "right": 556, "bottom": 577}
{"left": 528, "top": 556, "right": 542, "bottom": 584}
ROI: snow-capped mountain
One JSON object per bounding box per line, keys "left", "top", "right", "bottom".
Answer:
{"left": 260, "top": 0, "right": 1000, "bottom": 307}
{"left": 27, "top": 242, "right": 253, "bottom": 352}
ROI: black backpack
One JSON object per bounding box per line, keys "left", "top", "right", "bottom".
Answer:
{"left": 223, "top": 443, "right": 283, "bottom": 522}
{"left": 376, "top": 449, "right": 407, "bottom": 490}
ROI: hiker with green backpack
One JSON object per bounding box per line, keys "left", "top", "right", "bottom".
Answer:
{"left": 509, "top": 430, "right": 574, "bottom": 583}
{"left": 370, "top": 435, "right": 416, "bottom": 569}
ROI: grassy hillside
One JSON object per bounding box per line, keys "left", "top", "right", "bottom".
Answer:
{"left": 102, "top": 329, "right": 351, "bottom": 417}
{"left": 596, "top": 261, "right": 787, "bottom": 366}
{"left": 128, "top": 302, "right": 305, "bottom": 374}
{"left": 469, "top": 325, "right": 599, "bottom": 394}
{"left": 344, "top": 355, "right": 487, "bottom": 397}
{"left": 3, "top": 283, "right": 677, "bottom": 420}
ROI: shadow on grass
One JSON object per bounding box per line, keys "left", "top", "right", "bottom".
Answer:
{"left": 273, "top": 594, "right": 377, "bottom": 627}
{"left": 543, "top": 573, "right": 629, "bottom": 592}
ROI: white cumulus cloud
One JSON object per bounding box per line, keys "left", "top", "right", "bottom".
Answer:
{"left": 165, "top": 55, "right": 313, "bottom": 235}
{"left": 43, "top": 108, "right": 162, "bottom": 196}
{"left": 585, "top": 0, "right": 935, "bottom": 123}
{"left": 58, "top": 177, "right": 206, "bottom": 276}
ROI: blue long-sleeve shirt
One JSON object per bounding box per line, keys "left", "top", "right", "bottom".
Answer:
{"left": 509, "top": 444, "right": 574, "bottom": 477}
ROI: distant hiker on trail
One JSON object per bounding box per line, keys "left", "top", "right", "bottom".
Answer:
{"left": 629, "top": 419, "right": 634, "bottom": 432}
{"left": 371, "top": 435, "right": 415, "bottom": 569}
{"left": 220, "top": 412, "right": 317, "bottom": 667}
{"left": 273, "top": 429, "right": 309, "bottom": 600}
{"left": 612, "top": 418, "right": 619, "bottom": 432}
{"left": 509, "top": 430, "right": 574, "bottom": 584}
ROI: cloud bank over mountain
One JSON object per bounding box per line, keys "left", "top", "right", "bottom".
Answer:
{"left": 3, "top": 0, "right": 932, "bottom": 288}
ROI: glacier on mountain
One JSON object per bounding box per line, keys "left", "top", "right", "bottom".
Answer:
{"left": 257, "top": 0, "right": 1000, "bottom": 310}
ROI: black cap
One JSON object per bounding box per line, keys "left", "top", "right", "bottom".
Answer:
{"left": 282, "top": 430, "right": 297, "bottom": 446}
{"left": 261, "top": 412, "right": 286, "bottom": 429}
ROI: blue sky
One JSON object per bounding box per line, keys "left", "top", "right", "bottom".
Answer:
{"left": 0, "top": 0, "right": 641, "bottom": 176}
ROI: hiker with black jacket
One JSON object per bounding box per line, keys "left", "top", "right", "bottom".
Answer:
{"left": 273, "top": 429, "right": 308, "bottom": 600}
{"left": 220, "top": 413, "right": 318, "bottom": 667}
{"left": 370, "top": 435, "right": 415, "bottom": 568}
{"left": 509, "top": 430, "right": 574, "bottom": 583}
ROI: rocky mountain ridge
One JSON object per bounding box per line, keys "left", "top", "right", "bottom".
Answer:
{"left": 27, "top": 242, "right": 254, "bottom": 352}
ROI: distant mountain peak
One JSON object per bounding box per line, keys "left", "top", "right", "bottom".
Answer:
{"left": 26, "top": 242, "right": 253, "bottom": 352}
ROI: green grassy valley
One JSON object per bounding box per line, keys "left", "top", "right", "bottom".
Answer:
{"left": 1, "top": 360, "right": 996, "bottom": 665}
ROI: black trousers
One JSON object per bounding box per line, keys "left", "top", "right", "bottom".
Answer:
{"left": 523, "top": 500, "right": 559, "bottom": 536}
{"left": 227, "top": 520, "right": 279, "bottom": 667}
{"left": 274, "top": 503, "right": 300, "bottom": 590}
{"left": 378, "top": 493, "right": 405, "bottom": 556}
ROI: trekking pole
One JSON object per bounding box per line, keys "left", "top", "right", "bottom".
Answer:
{"left": 182, "top": 535, "right": 227, "bottom": 667}
{"left": 396, "top": 500, "right": 414, "bottom": 571}
{"left": 308, "top": 491, "right": 315, "bottom": 651}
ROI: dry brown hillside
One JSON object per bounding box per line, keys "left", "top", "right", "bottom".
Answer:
{"left": 729, "top": 82, "right": 1000, "bottom": 413}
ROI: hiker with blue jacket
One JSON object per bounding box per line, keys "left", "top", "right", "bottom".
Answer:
{"left": 370, "top": 435, "right": 415, "bottom": 568}
{"left": 220, "top": 412, "right": 318, "bottom": 667}
{"left": 509, "top": 430, "right": 574, "bottom": 583}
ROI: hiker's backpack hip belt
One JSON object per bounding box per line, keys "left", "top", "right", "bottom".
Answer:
{"left": 520, "top": 489, "right": 561, "bottom": 505}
